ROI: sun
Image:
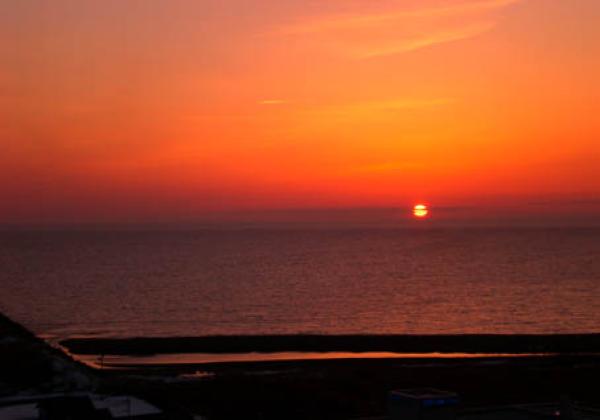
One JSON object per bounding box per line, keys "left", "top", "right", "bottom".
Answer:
{"left": 413, "top": 204, "right": 429, "bottom": 218}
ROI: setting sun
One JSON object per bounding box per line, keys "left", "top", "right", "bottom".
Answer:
{"left": 413, "top": 204, "right": 429, "bottom": 219}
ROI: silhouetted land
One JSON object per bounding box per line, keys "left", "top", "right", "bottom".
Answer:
{"left": 61, "top": 333, "right": 600, "bottom": 355}
{"left": 3, "top": 313, "right": 600, "bottom": 419}
{"left": 101, "top": 354, "right": 600, "bottom": 419}
{"left": 61, "top": 333, "right": 600, "bottom": 418}
{"left": 0, "top": 312, "right": 95, "bottom": 394}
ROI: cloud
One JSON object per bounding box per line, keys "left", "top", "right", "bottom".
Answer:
{"left": 354, "top": 22, "right": 496, "bottom": 58}
{"left": 281, "top": 0, "right": 520, "bottom": 34}
{"left": 276, "top": 0, "right": 522, "bottom": 58}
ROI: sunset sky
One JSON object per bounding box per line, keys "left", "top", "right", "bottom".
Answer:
{"left": 2, "top": 0, "right": 599, "bottom": 225}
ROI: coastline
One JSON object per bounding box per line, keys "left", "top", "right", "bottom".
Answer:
{"left": 4, "top": 311, "right": 600, "bottom": 418}
{"left": 61, "top": 333, "right": 600, "bottom": 356}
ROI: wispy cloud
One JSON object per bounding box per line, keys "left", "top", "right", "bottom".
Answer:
{"left": 354, "top": 21, "right": 495, "bottom": 58}
{"left": 281, "top": 0, "right": 520, "bottom": 34}
{"left": 276, "top": 0, "right": 522, "bottom": 58}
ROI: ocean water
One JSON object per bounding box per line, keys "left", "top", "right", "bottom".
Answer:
{"left": 0, "top": 228, "right": 599, "bottom": 339}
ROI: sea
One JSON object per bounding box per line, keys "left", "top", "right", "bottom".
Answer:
{"left": 1, "top": 228, "right": 599, "bottom": 340}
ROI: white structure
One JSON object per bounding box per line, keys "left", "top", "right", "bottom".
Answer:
{"left": 388, "top": 388, "right": 459, "bottom": 420}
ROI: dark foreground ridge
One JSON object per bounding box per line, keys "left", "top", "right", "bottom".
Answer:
{"left": 61, "top": 333, "right": 600, "bottom": 355}
{"left": 0, "top": 312, "right": 95, "bottom": 394}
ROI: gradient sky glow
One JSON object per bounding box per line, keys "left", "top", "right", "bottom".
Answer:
{"left": 1, "top": 0, "right": 599, "bottom": 225}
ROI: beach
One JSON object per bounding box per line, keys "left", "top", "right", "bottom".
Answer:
{"left": 3, "top": 311, "right": 600, "bottom": 419}
{"left": 75, "top": 344, "right": 600, "bottom": 419}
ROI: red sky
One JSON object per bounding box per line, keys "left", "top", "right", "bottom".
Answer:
{"left": 1, "top": 0, "right": 599, "bottom": 226}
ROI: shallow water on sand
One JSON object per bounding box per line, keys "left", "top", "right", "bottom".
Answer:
{"left": 1, "top": 228, "right": 599, "bottom": 339}
{"left": 76, "top": 352, "right": 556, "bottom": 370}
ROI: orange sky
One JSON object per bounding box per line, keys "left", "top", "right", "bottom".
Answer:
{"left": 1, "top": 0, "right": 599, "bottom": 225}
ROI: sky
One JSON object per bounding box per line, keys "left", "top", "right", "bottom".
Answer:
{"left": 1, "top": 0, "right": 599, "bottom": 226}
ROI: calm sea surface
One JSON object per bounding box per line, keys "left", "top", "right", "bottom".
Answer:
{"left": 1, "top": 228, "right": 599, "bottom": 339}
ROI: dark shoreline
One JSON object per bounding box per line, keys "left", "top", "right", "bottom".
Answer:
{"left": 61, "top": 333, "right": 600, "bottom": 356}
{"left": 5, "top": 312, "right": 600, "bottom": 418}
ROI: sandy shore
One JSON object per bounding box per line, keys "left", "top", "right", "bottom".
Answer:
{"left": 99, "top": 352, "right": 600, "bottom": 419}
{"left": 4, "top": 313, "right": 600, "bottom": 419}
{"left": 62, "top": 334, "right": 600, "bottom": 419}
